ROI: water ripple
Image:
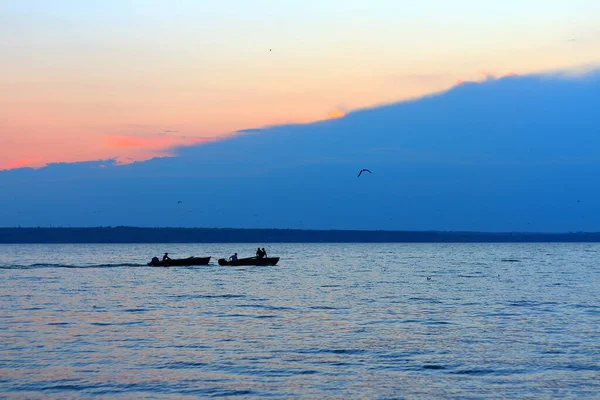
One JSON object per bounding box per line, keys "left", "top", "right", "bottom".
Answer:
{"left": 1, "top": 242, "right": 599, "bottom": 398}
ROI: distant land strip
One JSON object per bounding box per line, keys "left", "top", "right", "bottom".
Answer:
{"left": 1, "top": 227, "right": 600, "bottom": 243}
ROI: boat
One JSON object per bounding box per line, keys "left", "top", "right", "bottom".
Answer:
{"left": 147, "top": 256, "right": 211, "bottom": 267}
{"left": 218, "top": 257, "right": 280, "bottom": 266}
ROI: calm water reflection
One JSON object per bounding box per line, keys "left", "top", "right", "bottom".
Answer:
{"left": 1, "top": 243, "right": 599, "bottom": 398}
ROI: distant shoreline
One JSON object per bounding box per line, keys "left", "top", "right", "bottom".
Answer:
{"left": 1, "top": 227, "right": 599, "bottom": 243}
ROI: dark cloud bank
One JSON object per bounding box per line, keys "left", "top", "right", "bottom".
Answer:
{"left": 2, "top": 71, "right": 600, "bottom": 233}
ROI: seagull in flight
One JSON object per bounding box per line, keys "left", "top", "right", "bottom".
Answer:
{"left": 177, "top": 201, "right": 182, "bottom": 204}
{"left": 357, "top": 169, "right": 372, "bottom": 177}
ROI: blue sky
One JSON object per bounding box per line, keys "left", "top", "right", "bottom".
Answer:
{"left": 1, "top": 71, "right": 599, "bottom": 231}
{"left": 1, "top": 1, "right": 599, "bottom": 231}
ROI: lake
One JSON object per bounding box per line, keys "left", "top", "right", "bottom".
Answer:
{"left": 1, "top": 243, "right": 599, "bottom": 398}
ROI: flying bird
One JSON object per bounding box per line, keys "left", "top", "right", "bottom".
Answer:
{"left": 177, "top": 201, "right": 182, "bottom": 204}
{"left": 357, "top": 169, "right": 372, "bottom": 177}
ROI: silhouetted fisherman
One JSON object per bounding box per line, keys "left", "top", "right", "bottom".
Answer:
{"left": 230, "top": 252, "right": 238, "bottom": 261}
{"left": 256, "top": 247, "right": 267, "bottom": 258}
{"left": 163, "top": 252, "right": 171, "bottom": 262}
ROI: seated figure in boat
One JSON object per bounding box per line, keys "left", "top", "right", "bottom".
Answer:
{"left": 163, "top": 252, "right": 171, "bottom": 262}
{"left": 151, "top": 256, "right": 160, "bottom": 265}
{"left": 256, "top": 247, "right": 265, "bottom": 258}
{"left": 230, "top": 252, "right": 238, "bottom": 261}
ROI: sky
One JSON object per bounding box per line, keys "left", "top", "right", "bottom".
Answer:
{"left": 1, "top": 71, "right": 599, "bottom": 231}
{"left": 1, "top": 0, "right": 600, "bottom": 170}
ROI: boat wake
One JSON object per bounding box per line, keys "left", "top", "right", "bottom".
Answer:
{"left": 0, "top": 263, "right": 147, "bottom": 270}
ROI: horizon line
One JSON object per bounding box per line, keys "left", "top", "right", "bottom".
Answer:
{"left": 1, "top": 226, "right": 598, "bottom": 235}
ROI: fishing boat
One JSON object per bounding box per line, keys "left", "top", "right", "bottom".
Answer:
{"left": 218, "top": 257, "right": 280, "bottom": 266}
{"left": 147, "top": 256, "right": 211, "bottom": 267}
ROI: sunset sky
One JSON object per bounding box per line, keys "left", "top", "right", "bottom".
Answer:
{"left": 1, "top": 0, "right": 599, "bottom": 170}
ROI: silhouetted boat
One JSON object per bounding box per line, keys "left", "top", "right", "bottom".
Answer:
{"left": 218, "top": 257, "right": 280, "bottom": 266}
{"left": 148, "top": 256, "right": 211, "bottom": 267}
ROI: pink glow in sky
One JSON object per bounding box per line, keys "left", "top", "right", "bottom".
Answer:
{"left": 1, "top": 1, "right": 599, "bottom": 170}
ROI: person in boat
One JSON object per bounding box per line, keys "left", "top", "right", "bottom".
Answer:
{"left": 262, "top": 248, "right": 267, "bottom": 258}
{"left": 163, "top": 252, "right": 171, "bottom": 262}
{"left": 230, "top": 252, "right": 238, "bottom": 261}
{"left": 256, "top": 247, "right": 264, "bottom": 258}
{"left": 151, "top": 256, "right": 160, "bottom": 265}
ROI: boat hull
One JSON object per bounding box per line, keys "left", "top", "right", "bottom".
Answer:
{"left": 148, "top": 256, "right": 211, "bottom": 267}
{"left": 218, "top": 257, "right": 279, "bottom": 266}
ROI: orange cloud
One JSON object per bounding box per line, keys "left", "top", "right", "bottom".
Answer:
{"left": 326, "top": 109, "right": 346, "bottom": 120}
{"left": 1, "top": 158, "right": 45, "bottom": 170}
{"left": 105, "top": 134, "right": 209, "bottom": 149}
{"left": 99, "top": 134, "right": 216, "bottom": 166}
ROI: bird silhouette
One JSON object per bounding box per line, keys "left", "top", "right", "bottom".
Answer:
{"left": 177, "top": 201, "right": 182, "bottom": 204}
{"left": 357, "top": 169, "right": 372, "bottom": 177}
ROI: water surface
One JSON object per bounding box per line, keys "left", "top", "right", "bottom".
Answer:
{"left": 1, "top": 243, "right": 599, "bottom": 398}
